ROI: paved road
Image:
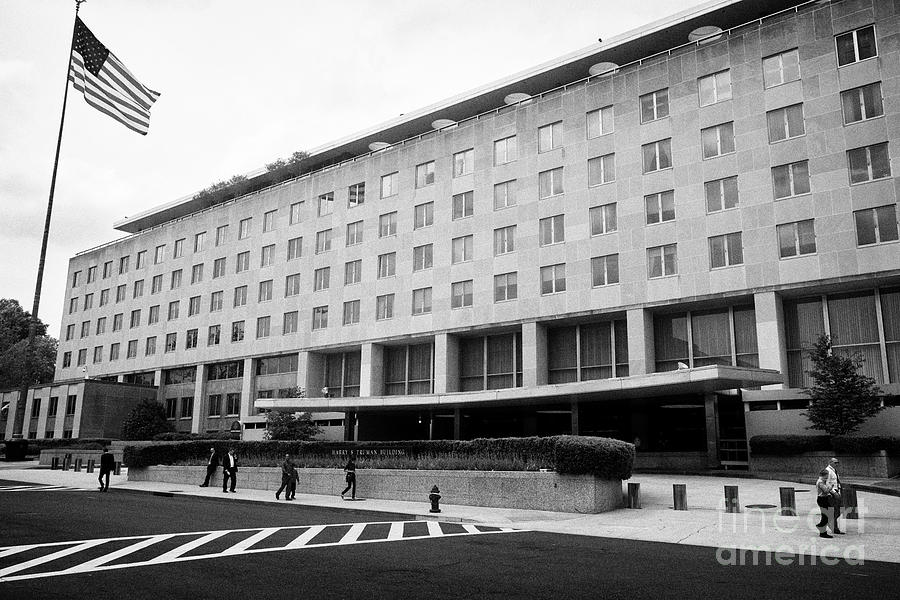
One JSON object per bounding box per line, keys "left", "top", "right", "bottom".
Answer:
{"left": 1, "top": 478, "right": 896, "bottom": 599}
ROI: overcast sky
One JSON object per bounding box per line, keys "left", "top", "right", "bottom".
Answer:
{"left": 1, "top": 0, "right": 701, "bottom": 336}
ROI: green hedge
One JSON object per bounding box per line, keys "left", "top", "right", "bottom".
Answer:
{"left": 2, "top": 438, "right": 113, "bottom": 455}
{"left": 832, "top": 436, "right": 900, "bottom": 455}
{"left": 750, "top": 435, "right": 899, "bottom": 455}
{"left": 152, "top": 431, "right": 238, "bottom": 442}
{"left": 123, "top": 436, "right": 634, "bottom": 480}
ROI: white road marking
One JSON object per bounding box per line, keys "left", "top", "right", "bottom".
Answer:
{"left": 146, "top": 531, "right": 229, "bottom": 564}
{"left": 220, "top": 528, "right": 279, "bottom": 555}
{"left": 0, "top": 540, "right": 107, "bottom": 578}
{"left": 61, "top": 534, "right": 177, "bottom": 573}
{"left": 387, "top": 521, "right": 405, "bottom": 541}
{"left": 284, "top": 525, "right": 326, "bottom": 549}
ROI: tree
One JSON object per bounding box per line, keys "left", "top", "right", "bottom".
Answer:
{"left": 803, "top": 334, "right": 884, "bottom": 436}
{"left": 0, "top": 298, "right": 55, "bottom": 389}
{"left": 121, "top": 399, "right": 174, "bottom": 440}
{"left": 264, "top": 411, "right": 321, "bottom": 441}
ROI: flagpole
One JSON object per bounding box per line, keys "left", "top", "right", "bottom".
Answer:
{"left": 12, "top": 0, "right": 85, "bottom": 438}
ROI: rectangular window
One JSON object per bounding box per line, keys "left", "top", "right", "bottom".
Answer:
{"left": 260, "top": 244, "right": 275, "bottom": 267}
{"left": 586, "top": 105, "right": 613, "bottom": 138}
{"left": 342, "top": 300, "right": 360, "bottom": 325}
{"left": 151, "top": 274, "right": 163, "bottom": 294}
{"left": 80, "top": 320, "right": 90, "bottom": 338}
{"left": 451, "top": 280, "right": 474, "bottom": 308}
{"left": 284, "top": 274, "right": 301, "bottom": 297}
{"left": 842, "top": 82, "right": 883, "bottom": 124}
{"left": 167, "top": 301, "right": 179, "bottom": 321}
{"left": 63, "top": 351, "right": 72, "bottom": 367}
{"left": 234, "top": 285, "right": 248, "bottom": 307}
{"left": 642, "top": 139, "right": 672, "bottom": 173}
{"left": 848, "top": 143, "right": 891, "bottom": 184}
{"left": 238, "top": 218, "right": 252, "bottom": 240}
{"left": 287, "top": 236, "right": 302, "bottom": 260}
{"left": 208, "top": 394, "right": 222, "bottom": 417}
{"left": 494, "top": 272, "right": 517, "bottom": 302}
{"left": 348, "top": 182, "right": 365, "bottom": 207}
{"left": 134, "top": 279, "right": 146, "bottom": 298}
{"left": 645, "top": 190, "right": 676, "bottom": 224}
{"left": 113, "top": 313, "right": 123, "bottom": 331}
{"left": 225, "top": 393, "right": 240, "bottom": 416}
{"left": 411, "top": 288, "right": 432, "bottom": 315}
{"left": 539, "top": 215, "right": 565, "bottom": 246}
{"left": 591, "top": 254, "right": 619, "bottom": 287}
{"left": 314, "top": 267, "right": 331, "bottom": 291}
{"left": 173, "top": 238, "right": 184, "bottom": 258}
{"left": 69, "top": 297, "right": 78, "bottom": 314}
{"left": 99, "top": 288, "right": 109, "bottom": 306}
{"left": 235, "top": 251, "right": 249, "bottom": 273}
{"left": 208, "top": 325, "right": 221, "bottom": 346}
{"left": 263, "top": 209, "right": 276, "bottom": 232}
{"left": 145, "top": 336, "right": 156, "bottom": 356}
{"left": 767, "top": 104, "right": 805, "bottom": 142}
{"left": 493, "top": 136, "right": 517, "bottom": 165}
{"left": 256, "top": 316, "right": 271, "bottom": 338}
{"left": 165, "top": 398, "right": 176, "bottom": 419}
{"left": 493, "top": 180, "right": 516, "bottom": 210}
{"left": 538, "top": 121, "right": 563, "bottom": 152}
{"left": 344, "top": 260, "right": 362, "bottom": 285}
{"left": 186, "top": 329, "right": 198, "bottom": 349}
{"left": 540, "top": 264, "right": 566, "bottom": 295}
{"left": 772, "top": 161, "right": 810, "bottom": 199}
{"left": 381, "top": 172, "right": 398, "bottom": 198}
{"left": 95, "top": 317, "right": 106, "bottom": 335}
{"left": 212, "top": 257, "right": 226, "bottom": 279}
{"left": 283, "top": 311, "right": 298, "bottom": 334}
{"left": 589, "top": 203, "right": 617, "bottom": 235}
{"left": 698, "top": 70, "right": 732, "bottom": 106}
{"left": 854, "top": 205, "right": 899, "bottom": 246}
{"left": 315, "top": 229, "right": 332, "bottom": 253}
{"left": 346, "top": 220, "right": 363, "bottom": 246}
{"left": 92, "top": 346, "right": 102, "bottom": 363}
{"left": 102, "top": 261, "right": 112, "bottom": 279}
{"left": 84, "top": 293, "right": 94, "bottom": 309}
{"left": 705, "top": 176, "right": 739, "bottom": 212}
{"left": 154, "top": 245, "right": 165, "bottom": 264}
{"left": 180, "top": 397, "right": 194, "bottom": 419}
{"left": 640, "top": 89, "right": 669, "bottom": 123}
{"left": 66, "top": 323, "right": 75, "bottom": 340}
{"left": 777, "top": 220, "right": 817, "bottom": 258}
{"left": 116, "top": 284, "right": 126, "bottom": 302}
{"left": 538, "top": 167, "right": 564, "bottom": 198}
{"left": 165, "top": 333, "right": 177, "bottom": 353}
{"left": 379, "top": 212, "right": 397, "bottom": 237}
{"left": 86, "top": 266, "right": 96, "bottom": 283}
{"left": 588, "top": 153, "right": 615, "bottom": 186}
{"left": 109, "top": 343, "right": 119, "bottom": 361}
{"left": 377, "top": 253, "right": 396, "bottom": 278}
{"left": 258, "top": 279, "right": 273, "bottom": 301}
{"left": 170, "top": 269, "right": 182, "bottom": 289}
{"left": 130, "top": 309, "right": 142, "bottom": 327}
{"left": 191, "top": 263, "right": 203, "bottom": 284}
{"left": 836, "top": 25, "right": 877, "bottom": 67}
{"left": 452, "top": 235, "right": 474, "bottom": 264}
{"left": 127, "top": 340, "right": 138, "bottom": 359}
{"left": 414, "top": 203, "right": 433, "bottom": 229}
{"left": 416, "top": 161, "right": 435, "bottom": 188}
{"left": 413, "top": 244, "right": 433, "bottom": 271}
{"left": 185, "top": 296, "right": 200, "bottom": 317}
{"left": 210, "top": 290, "right": 223, "bottom": 312}
{"left": 290, "top": 201, "right": 302, "bottom": 225}
{"left": 493, "top": 226, "right": 516, "bottom": 255}
{"left": 701, "top": 122, "right": 735, "bottom": 158}
{"left": 763, "top": 48, "right": 800, "bottom": 88}
{"left": 215, "top": 224, "right": 228, "bottom": 246}
{"left": 119, "top": 255, "right": 129, "bottom": 274}
{"left": 148, "top": 305, "right": 159, "bottom": 324}
{"left": 317, "top": 192, "right": 334, "bottom": 216}
{"left": 312, "top": 306, "right": 329, "bottom": 330}
{"left": 452, "top": 191, "right": 474, "bottom": 220}
{"left": 709, "top": 232, "right": 744, "bottom": 268}
{"left": 194, "top": 231, "right": 206, "bottom": 252}
{"left": 231, "top": 320, "right": 245, "bottom": 342}
{"left": 453, "top": 148, "right": 474, "bottom": 177}
{"left": 648, "top": 244, "right": 678, "bottom": 278}
{"left": 376, "top": 294, "right": 394, "bottom": 320}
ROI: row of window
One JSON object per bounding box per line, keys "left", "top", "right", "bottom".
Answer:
{"left": 164, "top": 394, "right": 241, "bottom": 420}
{"left": 28, "top": 395, "right": 78, "bottom": 419}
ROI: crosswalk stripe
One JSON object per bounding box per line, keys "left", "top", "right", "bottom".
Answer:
{"left": 146, "top": 531, "right": 229, "bottom": 564}
{"left": 0, "top": 485, "right": 87, "bottom": 493}
{"left": 62, "top": 535, "right": 177, "bottom": 573}
{"left": 387, "top": 522, "right": 405, "bottom": 541}
{"left": 461, "top": 524, "right": 481, "bottom": 534}
{"left": 284, "top": 525, "right": 326, "bottom": 549}
{"left": 220, "top": 528, "right": 279, "bottom": 555}
{"left": 337, "top": 523, "right": 367, "bottom": 545}
{"left": 0, "top": 540, "right": 107, "bottom": 578}
{"left": 426, "top": 521, "right": 444, "bottom": 537}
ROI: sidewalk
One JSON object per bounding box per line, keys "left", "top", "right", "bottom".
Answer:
{"left": 3, "top": 462, "right": 899, "bottom": 564}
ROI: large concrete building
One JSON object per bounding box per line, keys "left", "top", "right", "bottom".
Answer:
{"left": 5, "top": 0, "right": 899, "bottom": 468}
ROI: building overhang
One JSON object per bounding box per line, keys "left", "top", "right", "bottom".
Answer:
{"left": 255, "top": 365, "right": 784, "bottom": 413}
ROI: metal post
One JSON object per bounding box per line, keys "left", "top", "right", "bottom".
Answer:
{"left": 843, "top": 486, "right": 859, "bottom": 520}
{"left": 627, "top": 482, "right": 642, "bottom": 509}
{"left": 86, "top": 459, "right": 95, "bottom": 473}
{"left": 779, "top": 487, "right": 796, "bottom": 516}
{"left": 51, "top": 456, "right": 60, "bottom": 470}
{"left": 113, "top": 461, "right": 121, "bottom": 476}
{"left": 673, "top": 484, "right": 687, "bottom": 510}
{"left": 74, "top": 458, "right": 82, "bottom": 472}
{"left": 724, "top": 485, "right": 740, "bottom": 513}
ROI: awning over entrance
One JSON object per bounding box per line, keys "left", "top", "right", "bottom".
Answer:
{"left": 255, "top": 365, "right": 783, "bottom": 413}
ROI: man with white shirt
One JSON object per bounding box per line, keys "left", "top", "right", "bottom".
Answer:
{"left": 825, "top": 457, "right": 844, "bottom": 534}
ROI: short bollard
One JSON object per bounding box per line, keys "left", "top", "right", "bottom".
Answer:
{"left": 779, "top": 487, "right": 797, "bottom": 516}
{"left": 74, "top": 458, "right": 83, "bottom": 472}
{"left": 627, "top": 482, "right": 642, "bottom": 509}
{"left": 843, "top": 486, "right": 859, "bottom": 520}
{"left": 673, "top": 484, "right": 687, "bottom": 511}
{"left": 725, "top": 485, "right": 740, "bottom": 513}
{"left": 429, "top": 485, "right": 442, "bottom": 513}
{"left": 113, "top": 462, "right": 122, "bottom": 476}
{"left": 51, "top": 457, "right": 60, "bottom": 470}
{"left": 86, "top": 459, "right": 95, "bottom": 473}
{"left": 63, "top": 454, "right": 72, "bottom": 471}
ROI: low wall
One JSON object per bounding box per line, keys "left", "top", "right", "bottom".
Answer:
{"left": 39, "top": 449, "right": 124, "bottom": 466}
{"left": 128, "top": 466, "right": 624, "bottom": 513}
{"left": 634, "top": 452, "right": 708, "bottom": 472}
{"left": 750, "top": 450, "right": 898, "bottom": 479}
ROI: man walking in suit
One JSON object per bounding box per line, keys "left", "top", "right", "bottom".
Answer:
{"left": 275, "top": 453, "right": 293, "bottom": 500}
{"left": 222, "top": 448, "right": 238, "bottom": 493}
{"left": 199, "top": 447, "right": 220, "bottom": 487}
{"left": 825, "top": 457, "right": 844, "bottom": 534}
{"left": 98, "top": 447, "right": 115, "bottom": 492}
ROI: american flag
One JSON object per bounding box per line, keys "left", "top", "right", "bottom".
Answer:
{"left": 68, "top": 17, "right": 160, "bottom": 135}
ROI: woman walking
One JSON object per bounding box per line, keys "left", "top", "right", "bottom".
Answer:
{"left": 341, "top": 455, "right": 356, "bottom": 500}
{"left": 816, "top": 468, "right": 835, "bottom": 538}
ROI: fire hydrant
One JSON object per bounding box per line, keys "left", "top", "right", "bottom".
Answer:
{"left": 429, "top": 485, "right": 442, "bottom": 513}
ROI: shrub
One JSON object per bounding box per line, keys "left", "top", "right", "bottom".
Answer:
{"left": 121, "top": 399, "right": 174, "bottom": 440}
{"left": 832, "top": 436, "right": 900, "bottom": 455}
{"left": 3, "top": 439, "right": 29, "bottom": 461}
{"left": 749, "top": 435, "right": 831, "bottom": 455}
{"left": 553, "top": 436, "right": 634, "bottom": 480}
{"left": 152, "top": 432, "right": 235, "bottom": 442}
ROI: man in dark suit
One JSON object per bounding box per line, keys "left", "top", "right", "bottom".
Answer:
{"left": 98, "top": 447, "right": 115, "bottom": 492}
{"left": 222, "top": 448, "right": 238, "bottom": 493}
{"left": 199, "top": 447, "right": 219, "bottom": 487}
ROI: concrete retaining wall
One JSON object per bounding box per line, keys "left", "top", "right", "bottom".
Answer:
{"left": 39, "top": 448, "right": 124, "bottom": 466}
{"left": 128, "top": 466, "right": 624, "bottom": 513}
{"left": 750, "top": 450, "right": 898, "bottom": 478}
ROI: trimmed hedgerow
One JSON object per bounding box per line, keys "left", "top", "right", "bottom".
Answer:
{"left": 3, "top": 438, "right": 113, "bottom": 456}
{"left": 832, "top": 435, "right": 900, "bottom": 455}
{"left": 749, "top": 435, "right": 831, "bottom": 455}
{"left": 123, "top": 436, "right": 634, "bottom": 480}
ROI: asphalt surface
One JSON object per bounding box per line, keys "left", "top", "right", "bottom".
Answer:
{"left": 1, "top": 478, "right": 897, "bottom": 600}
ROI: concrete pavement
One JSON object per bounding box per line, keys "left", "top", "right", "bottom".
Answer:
{"left": 3, "top": 461, "right": 898, "bottom": 564}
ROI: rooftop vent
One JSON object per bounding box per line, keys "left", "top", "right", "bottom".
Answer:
{"left": 368, "top": 142, "right": 391, "bottom": 152}
{"left": 689, "top": 26, "right": 723, "bottom": 44}
{"left": 588, "top": 62, "right": 619, "bottom": 77}
{"left": 503, "top": 92, "right": 532, "bottom": 105}
{"left": 431, "top": 119, "right": 456, "bottom": 130}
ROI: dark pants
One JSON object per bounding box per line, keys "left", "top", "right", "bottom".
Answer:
{"left": 287, "top": 478, "right": 297, "bottom": 499}
{"left": 98, "top": 469, "right": 111, "bottom": 491}
{"left": 201, "top": 465, "right": 217, "bottom": 486}
{"left": 342, "top": 474, "right": 356, "bottom": 499}
{"left": 223, "top": 470, "right": 236, "bottom": 492}
{"left": 833, "top": 493, "right": 843, "bottom": 531}
{"left": 276, "top": 474, "right": 290, "bottom": 498}
{"left": 816, "top": 496, "right": 831, "bottom": 533}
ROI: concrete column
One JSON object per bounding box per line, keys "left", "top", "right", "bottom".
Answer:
{"left": 35, "top": 391, "right": 49, "bottom": 439}
{"left": 70, "top": 388, "right": 84, "bottom": 438}
{"left": 360, "top": 343, "right": 384, "bottom": 397}
{"left": 434, "top": 333, "right": 459, "bottom": 394}
{"left": 294, "top": 350, "right": 306, "bottom": 391}
{"left": 522, "top": 322, "right": 548, "bottom": 388}
{"left": 241, "top": 358, "right": 254, "bottom": 419}
{"left": 704, "top": 393, "right": 719, "bottom": 469}
{"left": 570, "top": 401, "right": 580, "bottom": 435}
{"left": 153, "top": 369, "right": 165, "bottom": 404}
{"left": 21, "top": 391, "right": 34, "bottom": 438}
{"left": 754, "top": 291, "right": 788, "bottom": 388}
{"left": 53, "top": 387, "right": 65, "bottom": 439}
{"left": 626, "top": 308, "right": 654, "bottom": 375}
{"left": 305, "top": 352, "right": 326, "bottom": 397}
{"left": 191, "top": 364, "right": 205, "bottom": 434}
{"left": 3, "top": 392, "right": 18, "bottom": 438}
{"left": 453, "top": 408, "right": 461, "bottom": 440}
